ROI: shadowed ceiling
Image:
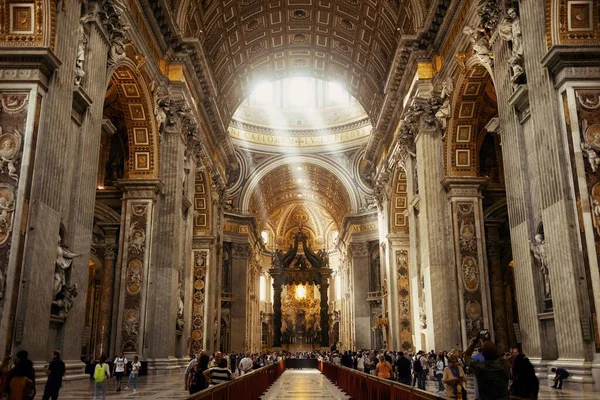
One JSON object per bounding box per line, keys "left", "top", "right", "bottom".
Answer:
{"left": 175, "top": 0, "right": 430, "bottom": 122}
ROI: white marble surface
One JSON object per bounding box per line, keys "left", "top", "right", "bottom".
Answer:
{"left": 260, "top": 370, "right": 351, "bottom": 400}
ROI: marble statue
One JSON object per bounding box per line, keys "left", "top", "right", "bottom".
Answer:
{"left": 108, "top": 40, "right": 127, "bottom": 67}
{"left": 54, "top": 237, "right": 81, "bottom": 299}
{"left": 176, "top": 282, "right": 185, "bottom": 331}
{"left": 75, "top": 25, "right": 88, "bottom": 87}
{"left": 272, "top": 249, "right": 283, "bottom": 268}
{"left": 463, "top": 25, "right": 492, "bottom": 66}
{"left": 581, "top": 141, "right": 600, "bottom": 172}
{"left": 530, "top": 233, "right": 551, "bottom": 299}
{"left": 499, "top": 8, "right": 523, "bottom": 56}
{"left": 52, "top": 283, "right": 78, "bottom": 318}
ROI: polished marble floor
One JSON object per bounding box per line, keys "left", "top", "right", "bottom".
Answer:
{"left": 260, "top": 370, "right": 350, "bottom": 400}
{"left": 50, "top": 370, "right": 600, "bottom": 399}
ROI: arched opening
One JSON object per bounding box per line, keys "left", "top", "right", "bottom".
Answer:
{"left": 446, "top": 64, "right": 520, "bottom": 352}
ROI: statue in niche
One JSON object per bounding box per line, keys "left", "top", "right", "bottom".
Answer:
{"left": 53, "top": 236, "right": 82, "bottom": 299}
{"left": 435, "top": 77, "right": 454, "bottom": 131}
{"left": 110, "top": 153, "right": 123, "bottom": 181}
{"left": 499, "top": 8, "right": 525, "bottom": 85}
{"left": 52, "top": 283, "right": 78, "bottom": 318}
{"left": 176, "top": 282, "right": 185, "bottom": 332}
{"left": 463, "top": 25, "right": 492, "bottom": 66}
{"left": 74, "top": 25, "right": 88, "bottom": 87}
{"left": 530, "top": 233, "right": 551, "bottom": 300}
{"left": 581, "top": 141, "right": 600, "bottom": 172}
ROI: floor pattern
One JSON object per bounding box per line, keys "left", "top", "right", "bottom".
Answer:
{"left": 49, "top": 370, "right": 600, "bottom": 399}
{"left": 260, "top": 370, "right": 350, "bottom": 400}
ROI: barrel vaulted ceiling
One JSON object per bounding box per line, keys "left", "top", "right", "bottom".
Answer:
{"left": 173, "top": 0, "right": 433, "bottom": 123}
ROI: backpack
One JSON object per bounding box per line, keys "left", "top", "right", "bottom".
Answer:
{"left": 414, "top": 356, "right": 423, "bottom": 372}
{"left": 94, "top": 363, "right": 107, "bottom": 383}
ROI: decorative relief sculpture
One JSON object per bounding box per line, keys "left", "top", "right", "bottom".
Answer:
{"left": 176, "top": 282, "right": 185, "bottom": 332}
{"left": 0, "top": 185, "right": 15, "bottom": 247}
{"left": 74, "top": 25, "right": 88, "bottom": 87}
{"left": 191, "top": 250, "right": 207, "bottom": 353}
{"left": 52, "top": 236, "right": 81, "bottom": 318}
{"left": 581, "top": 141, "right": 600, "bottom": 172}
{"left": 435, "top": 77, "right": 454, "bottom": 132}
{"left": 530, "top": 233, "right": 551, "bottom": 300}
{"left": 476, "top": 0, "right": 503, "bottom": 31}
{"left": 0, "top": 127, "right": 22, "bottom": 182}
{"left": 499, "top": 8, "right": 525, "bottom": 84}
{"left": 128, "top": 222, "right": 146, "bottom": 255}
{"left": 463, "top": 25, "right": 493, "bottom": 66}
{"left": 82, "top": 0, "right": 130, "bottom": 68}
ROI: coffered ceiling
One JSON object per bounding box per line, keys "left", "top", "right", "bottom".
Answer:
{"left": 248, "top": 163, "right": 351, "bottom": 224}
{"left": 174, "top": 0, "right": 431, "bottom": 122}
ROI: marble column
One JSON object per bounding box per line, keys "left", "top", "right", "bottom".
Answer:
{"left": 272, "top": 278, "right": 283, "bottom": 348}
{"left": 145, "top": 115, "right": 187, "bottom": 372}
{"left": 320, "top": 280, "right": 330, "bottom": 348}
{"left": 415, "top": 120, "right": 460, "bottom": 351}
{"left": 443, "top": 178, "right": 492, "bottom": 348}
{"left": 230, "top": 243, "right": 250, "bottom": 352}
{"left": 484, "top": 221, "right": 510, "bottom": 352}
{"left": 114, "top": 180, "right": 161, "bottom": 358}
{"left": 95, "top": 224, "right": 119, "bottom": 358}
{"left": 349, "top": 243, "right": 370, "bottom": 349}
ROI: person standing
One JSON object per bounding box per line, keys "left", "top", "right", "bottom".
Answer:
{"left": 189, "top": 354, "right": 209, "bottom": 394}
{"left": 7, "top": 350, "right": 35, "bottom": 400}
{"left": 42, "top": 350, "right": 66, "bottom": 400}
{"left": 443, "top": 354, "right": 466, "bottom": 399}
{"left": 112, "top": 353, "right": 127, "bottom": 392}
{"left": 472, "top": 347, "right": 485, "bottom": 400}
{"left": 125, "top": 355, "right": 142, "bottom": 393}
{"left": 510, "top": 354, "right": 539, "bottom": 399}
{"left": 93, "top": 355, "right": 110, "bottom": 400}
{"left": 396, "top": 352, "right": 412, "bottom": 385}
{"left": 464, "top": 332, "right": 510, "bottom": 400}
{"left": 0, "top": 355, "right": 12, "bottom": 397}
{"left": 184, "top": 353, "right": 201, "bottom": 391}
{"left": 238, "top": 353, "right": 252, "bottom": 376}
{"left": 435, "top": 354, "right": 445, "bottom": 394}
{"left": 376, "top": 355, "right": 393, "bottom": 380}
{"left": 414, "top": 351, "right": 426, "bottom": 390}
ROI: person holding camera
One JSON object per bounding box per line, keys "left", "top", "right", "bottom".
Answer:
{"left": 464, "top": 330, "right": 510, "bottom": 400}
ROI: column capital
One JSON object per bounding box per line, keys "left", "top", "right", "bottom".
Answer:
{"left": 231, "top": 242, "right": 251, "bottom": 258}
{"left": 348, "top": 242, "right": 369, "bottom": 258}
{"left": 442, "top": 177, "right": 488, "bottom": 198}
{"left": 116, "top": 179, "right": 162, "bottom": 200}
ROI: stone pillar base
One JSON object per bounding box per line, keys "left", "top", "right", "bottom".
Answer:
{"left": 33, "top": 360, "right": 88, "bottom": 384}
{"left": 146, "top": 357, "right": 184, "bottom": 375}
{"left": 547, "top": 359, "right": 594, "bottom": 391}
{"left": 591, "top": 354, "right": 600, "bottom": 392}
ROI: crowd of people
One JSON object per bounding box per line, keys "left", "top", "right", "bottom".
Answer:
{"left": 322, "top": 331, "right": 571, "bottom": 399}
{"left": 0, "top": 340, "right": 571, "bottom": 399}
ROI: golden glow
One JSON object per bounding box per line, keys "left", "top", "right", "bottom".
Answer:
{"left": 295, "top": 284, "right": 307, "bottom": 300}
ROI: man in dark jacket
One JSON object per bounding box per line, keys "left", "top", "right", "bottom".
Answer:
{"left": 396, "top": 352, "right": 412, "bottom": 385}
{"left": 43, "top": 350, "right": 66, "bottom": 400}
{"left": 465, "top": 333, "right": 511, "bottom": 400}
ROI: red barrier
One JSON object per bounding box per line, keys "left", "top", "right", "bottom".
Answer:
{"left": 188, "top": 360, "right": 285, "bottom": 400}
{"left": 318, "top": 361, "right": 441, "bottom": 400}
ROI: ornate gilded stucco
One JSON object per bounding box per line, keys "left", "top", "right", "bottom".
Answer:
{"left": 546, "top": 0, "right": 600, "bottom": 49}
{"left": 173, "top": 0, "right": 425, "bottom": 122}
{"left": 109, "top": 66, "right": 160, "bottom": 179}
{"left": 446, "top": 66, "right": 497, "bottom": 177}
{"left": 0, "top": 0, "right": 56, "bottom": 49}
{"left": 248, "top": 163, "right": 351, "bottom": 226}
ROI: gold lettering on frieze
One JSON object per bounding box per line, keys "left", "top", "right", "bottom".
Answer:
{"left": 228, "top": 127, "right": 370, "bottom": 147}
{"left": 351, "top": 223, "right": 378, "bottom": 233}
{"left": 224, "top": 223, "right": 249, "bottom": 234}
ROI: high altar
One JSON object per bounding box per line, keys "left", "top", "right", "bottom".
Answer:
{"left": 269, "top": 229, "right": 332, "bottom": 349}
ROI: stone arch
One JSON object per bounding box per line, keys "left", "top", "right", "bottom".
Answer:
{"left": 239, "top": 155, "right": 360, "bottom": 215}
{"left": 105, "top": 65, "right": 160, "bottom": 179}
{"left": 445, "top": 64, "right": 498, "bottom": 177}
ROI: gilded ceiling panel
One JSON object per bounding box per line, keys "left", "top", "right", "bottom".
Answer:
{"left": 177, "top": 0, "right": 414, "bottom": 121}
